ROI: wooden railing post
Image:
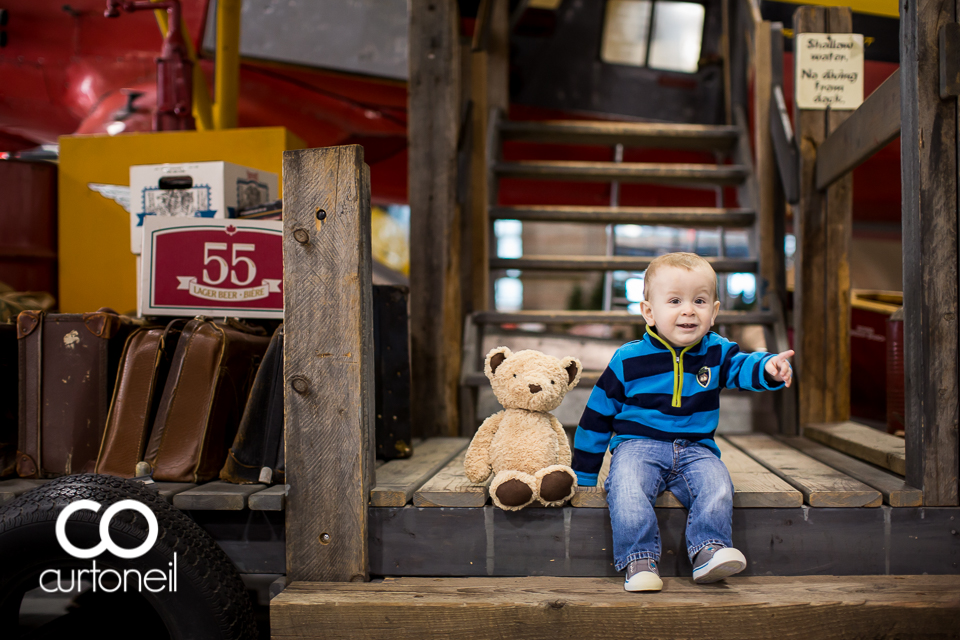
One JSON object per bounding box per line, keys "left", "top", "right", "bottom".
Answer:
{"left": 409, "top": 0, "right": 462, "bottom": 437}
{"left": 901, "top": 0, "right": 959, "bottom": 506}
{"left": 793, "top": 6, "right": 853, "bottom": 428}
{"left": 753, "top": 18, "right": 777, "bottom": 310}
{"left": 283, "top": 145, "right": 375, "bottom": 582}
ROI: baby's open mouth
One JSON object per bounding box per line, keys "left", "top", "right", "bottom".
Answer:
{"left": 678, "top": 323, "right": 697, "bottom": 329}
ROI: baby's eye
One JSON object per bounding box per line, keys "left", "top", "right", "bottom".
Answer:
{"left": 695, "top": 298, "right": 706, "bottom": 304}
{"left": 669, "top": 298, "right": 680, "bottom": 304}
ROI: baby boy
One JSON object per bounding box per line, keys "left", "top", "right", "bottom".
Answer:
{"left": 572, "top": 252, "right": 793, "bottom": 591}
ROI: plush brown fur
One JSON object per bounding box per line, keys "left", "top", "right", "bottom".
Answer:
{"left": 464, "top": 347, "right": 582, "bottom": 511}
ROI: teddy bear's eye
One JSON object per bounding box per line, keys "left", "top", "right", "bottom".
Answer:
{"left": 513, "top": 374, "right": 516, "bottom": 378}
{"left": 551, "top": 380, "right": 555, "bottom": 385}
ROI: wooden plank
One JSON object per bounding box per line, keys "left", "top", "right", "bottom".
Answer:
{"left": 727, "top": 434, "right": 881, "bottom": 507}
{"left": 490, "top": 205, "right": 755, "bottom": 227}
{"left": 249, "top": 484, "right": 288, "bottom": 511}
{"left": 815, "top": 69, "right": 901, "bottom": 190}
{"left": 497, "top": 120, "right": 739, "bottom": 150}
{"left": 753, "top": 19, "right": 777, "bottom": 312}
{"left": 370, "top": 437, "right": 469, "bottom": 507}
{"left": 794, "top": 6, "right": 854, "bottom": 428}
{"left": 781, "top": 436, "right": 921, "bottom": 507}
{"left": 0, "top": 478, "right": 49, "bottom": 504}
{"left": 901, "top": 0, "right": 959, "bottom": 506}
{"left": 413, "top": 450, "right": 490, "bottom": 507}
{"left": 283, "top": 144, "right": 375, "bottom": 582}
{"left": 149, "top": 481, "right": 197, "bottom": 503}
{"left": 491, "top": 256, "right": 757, "bottom": 273}
{"left": 173, "top": 481, "right": 265, "bottom": 511}
{"left": 464, "top": 370, "right": 603, "bottom": 388}
{"left": 473, "top": 309, "right": 776, "bottom": 326}
{"left": 469, "top": 0, "right": 508, "bottom": 312}
{"left": 272, "top": 576, "right": 960, "bottom": 640}
{"left": 495, "top": 161, "right": 748, "bottom": 186}
{"left": 803, "top": 421, "right": 906, "bottom": 476}
{"left": 409, "top": 0, "right": 461, "bottom": 439}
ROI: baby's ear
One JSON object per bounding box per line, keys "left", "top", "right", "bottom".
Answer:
{"left": 485, "top": 347, "right": 513, "bottom": 380}
{"left": 560, "top": 356, "right": 582, "bottom": 389}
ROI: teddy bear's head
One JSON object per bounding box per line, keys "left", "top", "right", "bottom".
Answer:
{"left": 484, "top": 347, "right": 582, "bottom": 413}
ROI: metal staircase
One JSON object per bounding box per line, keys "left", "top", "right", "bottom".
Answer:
{"left": 460, "top": 111, "right": 794, "bottom": 434}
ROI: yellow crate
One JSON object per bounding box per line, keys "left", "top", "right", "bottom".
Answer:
{"left": 58, "top": 127, "right": 304, "bottom": 313}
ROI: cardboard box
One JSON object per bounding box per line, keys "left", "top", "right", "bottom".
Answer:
{"left": 140, "top": 217, "right": 283, "bottom": 319}
{"left": 130, "top": 161, "right": 279, "bottom": 254}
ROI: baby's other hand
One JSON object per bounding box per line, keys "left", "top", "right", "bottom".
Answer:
{"left": 765, "top": 350, "right": 794, "bottom": 387}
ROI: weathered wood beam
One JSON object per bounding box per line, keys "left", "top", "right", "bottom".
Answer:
{"left": 793, "top": 6, "right": 853, "bottom": 428}
{"left": 901, "top": 0, "right": 959, "bottom": 506}
{"left": 470, "top": 0, "right": 508, "bottom": 312}
{"left": 283, "top": 145, "right": 374, "bottom": 582}
{"left": 409, "top": 0, "right": 462, "bottom": 437}
{"left": 753, "top": 19, "right": 777, "bottom": 310}
{"left": 816, "top": 69, "right": 901, "bottom": 190}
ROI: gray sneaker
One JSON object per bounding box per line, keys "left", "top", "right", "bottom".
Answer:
{"left": 624, "top": 558, "right": 663, "bottom": 592}
{"left": 692, "top": 545, "right": 746, "bottom": 583}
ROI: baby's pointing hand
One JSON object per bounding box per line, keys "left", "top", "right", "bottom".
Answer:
{"left": 765, "top": 349, "right": 794, "bottom": 387}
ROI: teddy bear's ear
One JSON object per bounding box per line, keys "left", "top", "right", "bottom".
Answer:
{"left": 485, "top": 346, "right": 513, "bottom": 380}
{"left": 561, "top": 357, "right": 582, "bottom": 388}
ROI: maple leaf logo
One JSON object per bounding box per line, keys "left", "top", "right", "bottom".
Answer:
{"left": 225, "top": 224, "right": 238, "bottom": 236}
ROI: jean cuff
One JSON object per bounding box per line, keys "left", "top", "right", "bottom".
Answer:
{"left": 688, "top": 539, "right": 727, "bottom": 562}
{"left": 616, "top": 551, "right": 659, "bottom": 572}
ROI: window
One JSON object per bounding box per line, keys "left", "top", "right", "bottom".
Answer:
{"left": 601, "top": 0, "right": 706, "bottom": 73}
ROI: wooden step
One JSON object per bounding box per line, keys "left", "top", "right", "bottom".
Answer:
{"left": 489, "top": 205, "right": 755, "bottom": 227}
{"left": 462, "top": 370, "right": 603, "bottom": 388}
{"left": 803, "top": 421, "right": 906, "bottom": 476}
{"left": 272, "top": 576, "right": 960, "bottom": 640}
{"left": 498, "top": 119, "right": 741, "bottom": 151}
{"left": 370, "top": 438, "right": 470, "bottom": 507}
{"left": 472, "top": 309, "right": 776, "bottom": 326}
{"left": 490, "top": 255, "right": 757, "bottom": 273}
{"left": 494, "top": 160, "right": 748, "bottom": 186}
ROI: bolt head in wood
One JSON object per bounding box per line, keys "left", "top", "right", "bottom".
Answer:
{"left": 291, "top": 376, "right": 310, "bottom": 394}
{"left": 315, "top": 207, "right": 327, "bottom": 221}
{"left": 319, "top": 532, "right": 331, "bottom": 544}
{"left": 293, "top": 228, "right": 309, "bottom": 244}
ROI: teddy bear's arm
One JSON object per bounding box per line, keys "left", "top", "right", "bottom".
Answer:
{"left": 464, "top": 411, "right": 504, "bottom": 483}
{"left": 550, "top": 415, "right": 573, "bottom": 467}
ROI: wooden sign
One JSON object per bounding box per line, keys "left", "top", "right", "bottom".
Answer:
{"left": 140, "top": 217, "right": 283, "bottom": 318}
{"left": 795, "top": 33, "right": 864, "bottom": 109}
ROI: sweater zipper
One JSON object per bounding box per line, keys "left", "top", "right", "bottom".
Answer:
{"left": 646, "top": 326, "right": 694, "bottom": 408}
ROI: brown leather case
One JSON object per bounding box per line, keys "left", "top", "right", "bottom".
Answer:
{"left": 0, "top": 323, "right": 17, "bottom": 477}
{"left": 17, "top": 309, "right": 136, "bottom": 478}
{"left": 94, "top": 320, "right": 185, "bottom": 478}
{"left": 143, "top": 318, "right": 270, "bottom": 482}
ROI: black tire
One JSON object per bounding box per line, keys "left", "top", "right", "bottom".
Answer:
{"left": 0, "top": 474, "right": 257, "bottom": 640}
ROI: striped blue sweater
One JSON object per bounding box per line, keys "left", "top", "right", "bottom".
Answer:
{"left": 572, "top": 326, "right": 784, "bottom": 487}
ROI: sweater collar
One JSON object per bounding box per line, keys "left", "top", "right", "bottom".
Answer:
{"left": 644, "top": 325, "right": 706, "bottom": 353}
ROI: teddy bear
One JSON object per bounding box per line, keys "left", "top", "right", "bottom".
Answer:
{"left": 464, "top": 347, "right": 582, "bottom": 511}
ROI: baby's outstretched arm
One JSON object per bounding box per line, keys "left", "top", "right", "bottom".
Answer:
{"left": 764, "top": 349, "right": 794, "bottom": 387}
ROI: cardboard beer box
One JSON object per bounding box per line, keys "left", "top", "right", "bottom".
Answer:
{"left": 140, "top": 217, "right": 283, "bottom": 319}
{"left": 129, "top": 161, "right": 279, "bottom": 254}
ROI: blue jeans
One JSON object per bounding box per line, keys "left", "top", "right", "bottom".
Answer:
{"left": 605, "top": 438, "right": 734, "bottom": 571}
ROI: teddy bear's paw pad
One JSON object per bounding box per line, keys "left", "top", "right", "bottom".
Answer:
{"left": 495, "top": 479, "right": 534, "bottom": 507}
{"left": 539, "top": 470, "right": 575, "bottom": 502}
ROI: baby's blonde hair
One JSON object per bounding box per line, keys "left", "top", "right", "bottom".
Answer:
{"left": 643, "top": 252, "right": 718, "bottom": 301}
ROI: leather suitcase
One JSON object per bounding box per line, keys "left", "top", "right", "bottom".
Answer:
{"left": 17, "top": 309, "right": 137, "bottom": 478}
{"left": 373, "top": 285, "right": 412, "bottom": 460}
{"left": 94, "top": 319, "right": 185, "bottom": 478}
{"left": 143, "top": 318, "right": 270, "bottom": 482}
{"left": 220, "top": 324, "right": 284, "bottom": 485}
{"left": 0, "top": 323, "right": 17, "bottom": 477}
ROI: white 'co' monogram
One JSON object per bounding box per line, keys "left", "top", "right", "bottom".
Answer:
{"left": 55, "top": 500, "right": 159, "bottom": 559}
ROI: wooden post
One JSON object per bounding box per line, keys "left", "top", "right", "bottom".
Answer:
{"left": 793, "top": 6, "right": 853, "bottom": 428}
{"left": 901, "top": 0, "right": 959, "bottom": 506}
{"left": 470, "top": 0, "right": 509, "bottom": 312}
{"left": 753, "top": 18, "right": 777, "bottom": 307}
{"left": 408, "top": 0, "right": 462, "bottom": 437}
{"left": 283, "top": 145, "right": 375, "bottom": 582}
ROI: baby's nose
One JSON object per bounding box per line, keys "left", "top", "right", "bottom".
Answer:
{"left": 529, "top": 384, "right": 542, "bottom": 394}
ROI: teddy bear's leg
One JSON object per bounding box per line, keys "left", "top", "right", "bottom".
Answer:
{"left": 535, "top": 465, "right": 578, "bottom": 506}
{"left": 490, "top": 470, "right": 538, "bottom": 511}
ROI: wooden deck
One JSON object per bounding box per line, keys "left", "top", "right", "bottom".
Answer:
{"left": 271, "top": 576, "right": 960, "bottom": 640}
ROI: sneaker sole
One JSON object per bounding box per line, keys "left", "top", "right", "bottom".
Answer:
{"left": 693, "top": 549, "right": 747, "bottom": 584}
{"left": 624, "top": 573, "right": 664, "bottom": 592}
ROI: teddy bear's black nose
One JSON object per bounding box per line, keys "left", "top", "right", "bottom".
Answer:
{"left": 529, "top": 384, "right": 542, "bottom": 394}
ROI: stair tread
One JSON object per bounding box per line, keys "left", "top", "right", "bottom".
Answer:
{"left": 495, "top": 160, "right": 748, "bottom": 186}
{"left": 472, "top": 309, "right": 775, "bottom": 325}
{"left": 499, "top": 119, "right": 740, "bottom": 150}
{"left": 491, "top": 255, "right": 758, "bottom": 272}
{"left": 490, "top": 206, "right": 755, "bottom": 226}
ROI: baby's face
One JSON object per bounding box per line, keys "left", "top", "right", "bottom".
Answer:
{"left": 640, "top": 266, "right": 720, "bottom": 348}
